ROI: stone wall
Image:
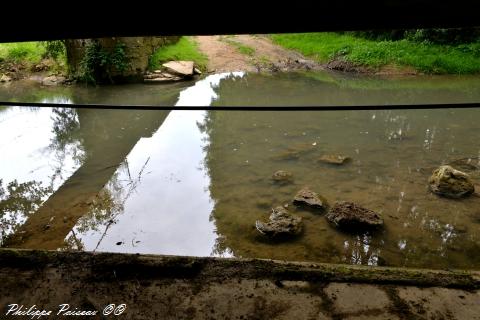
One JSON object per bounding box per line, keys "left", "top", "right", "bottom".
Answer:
{"left": 65, "top": 36, "right": 180, "bottom": 82}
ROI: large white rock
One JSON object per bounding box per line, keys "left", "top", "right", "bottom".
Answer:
{"left": 162, "top": 61, "right": 194, "bottom": 76}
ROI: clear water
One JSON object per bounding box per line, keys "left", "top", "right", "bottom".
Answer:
{"left": 1, "top": 71, "right": 479, "bottom": 269}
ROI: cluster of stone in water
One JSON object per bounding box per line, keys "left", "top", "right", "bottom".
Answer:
{"left": 256, "top": 159, "right": 478, "bottom": 240}
{"left": 256, "top": 157, "right": 384, "bottom": 240}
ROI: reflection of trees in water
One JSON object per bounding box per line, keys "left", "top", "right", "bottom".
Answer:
{"left": 211, "top": 234, "right": 234, "bottom": 257}
{"left": 342, "top": 233, "right": 382, "bottom": 266}
{"left": 47, "top": 108, "right": 86, "bottom": 189}
{"left": 1, "top": 107, "right": 84, "bottom": 246}
{"left": 62, "top": 170, "right": 125, "bottom": 251}
{"left": 0, "top": 179, "right": 52, "bottom": 246}
{"left": 62, "top": 158, "right": 150, "bottom": 251}
{"left": 399, "top": 207, "right": 480, "bottom": 267}
{"left": 196, "top": 112, "right": 234, "bottom": 257}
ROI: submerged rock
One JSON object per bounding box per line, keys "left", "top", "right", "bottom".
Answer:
{"left": 293, "top": 187, "right": 328, "bottom": 211}
{"left": 271, "top": 143, "right": 316, "bottom": 161}
{"left": 428, "top": 165, "right": 475, "bottom": 198}
{"left": 162, "top": 61, "right": 194, "bottom": 76}
{"left": 272, "top": 170, "right": 293, "bottom": 184}
{"left": 318, "top": 154, "right": 351, "bottom": 165}
{"left": 326, "top": 201, "right": 384, "bottom": 230}
{"left": 255, "top": 206, "right": 302, "bottom": 238}
{"left": 271, "top": 150, "right": 301, "bottom": 161}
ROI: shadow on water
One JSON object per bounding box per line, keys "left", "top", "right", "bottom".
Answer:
{"left": 3, "top": 108, "right": 170, "bottom": 249}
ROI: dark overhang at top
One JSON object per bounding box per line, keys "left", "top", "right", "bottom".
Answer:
{"left": 0, "top": 1, "right": 478, "bottom": 43}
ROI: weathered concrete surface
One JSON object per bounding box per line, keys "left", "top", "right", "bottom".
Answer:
{"left": 0, "top": 249, "right": 479, "bottom": 319}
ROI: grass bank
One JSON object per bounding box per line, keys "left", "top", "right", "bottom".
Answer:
{"left": 271, "top": 33, "right": 480, "bottom": 74}
{"left": 0, "top": 41, "right": 66, "bottom": 77}
{"left": 0, "top": 42, "right": 45, "bottom": 64}
{"left": 148, "top": 37, "right": 208, "bottom": 71}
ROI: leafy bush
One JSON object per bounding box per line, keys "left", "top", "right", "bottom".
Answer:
{"left": 78, "top": 40, "right": 130, "bottom": 84}
{"left": 404, "top": 28, "right": 480, "bottom": 44}
{"left": 349, "top": 29, "right": 409, "bottom": 41}
{"left": 351, "top": 28, "right": 480, "bottom": 45}
{"left": 42, "top": 40, "right": 66, "bottom": 59}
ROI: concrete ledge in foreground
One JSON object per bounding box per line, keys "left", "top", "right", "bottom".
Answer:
{"left": 0, "top": 249, "right": 479, "bottom": 319}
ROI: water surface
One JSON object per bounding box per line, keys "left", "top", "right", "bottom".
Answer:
{"left": 1, "top": 71, "right": 479, "bottom": 269}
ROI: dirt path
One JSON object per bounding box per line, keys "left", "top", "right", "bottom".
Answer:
{"left": 195, "top": 35, "right": 322, "bottom": 73}
{"left": 195, "top": 35, "right": 256, "bottom": 73}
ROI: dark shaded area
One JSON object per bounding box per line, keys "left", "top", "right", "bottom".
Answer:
{"left": 350, "top": 27, "right": 480, "bottom": 44}
{"left": 1, "top": 2, "right": 479, "bottom": 42}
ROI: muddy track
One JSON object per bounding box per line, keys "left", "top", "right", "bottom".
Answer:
{"left": 195, "top": 35, "right": 322, "bottom": 73}
{"left": 195, "top": 35, "right": 421, "bottom": 76}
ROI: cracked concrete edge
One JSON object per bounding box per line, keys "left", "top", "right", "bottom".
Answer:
{"left": 1, "top": 248, "right": 479, "bottom": 290}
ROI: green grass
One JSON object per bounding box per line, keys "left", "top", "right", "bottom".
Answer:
{"left": 222, "top": 38, "right": 256, "bottom": 56}
{"left": 0, "top": 42, "right": 45, "bottom": 64}
{"left": 148, "top": 37, "right": 208, "bottom": 71}
{"left": 233, "top": 43, "right": 255, "bottom": 56}
{"left": 271, "top": 33, "right": 480, "bottom": 74}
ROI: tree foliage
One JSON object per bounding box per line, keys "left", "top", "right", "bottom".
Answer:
{"left": 78, "top": 40, "right": 130, "bottom": 84}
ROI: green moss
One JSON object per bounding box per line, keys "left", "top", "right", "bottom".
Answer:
{"left": 148, "top": 37, "right": 208, "bottom": 72}
{"left": 271, "top": 33, "right": 480, "bottom": 74}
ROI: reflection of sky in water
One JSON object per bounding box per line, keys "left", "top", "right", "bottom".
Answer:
{"left": 0, "top": 98, "right": 82, "bottom": 241}
{"left": 68, "top": 73, "right": 245, "bottom": 256}
{"left": 0, "top": 97, "right": 78, "bottom": 188}
{"left": 176, "top": 72, "right": 244, "bottom": 106}
{"left": 0, "top": 108, "right": 77, "bottom": 188}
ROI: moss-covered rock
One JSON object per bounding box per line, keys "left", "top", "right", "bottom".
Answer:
{"left": 255, "top": 206, "right": 303, "bottom": 239}
{"left": 317, "top": 154, "right": 351, "bottom": 165}
{"left": 326, "top": 201, "right": 384, "bottom": 231}
{"left": 428, "top": 165, "right": 475, "bottom": 198}
{"left": 272, "top": 170, "right": 293, "bottom": 184}
{"left": 293, "top": 187, "right": 328, "bottom": 211}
